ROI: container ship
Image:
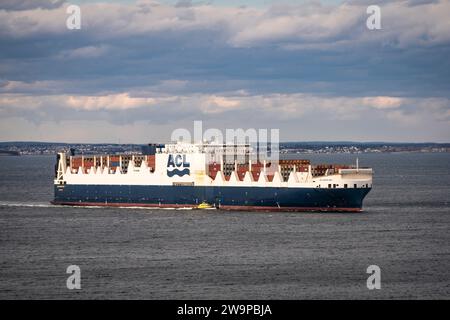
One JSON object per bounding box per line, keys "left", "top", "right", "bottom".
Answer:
{"left": 52, "top": 142, "right": 372, "bottom": 212}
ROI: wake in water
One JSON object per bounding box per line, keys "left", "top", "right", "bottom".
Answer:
{"left": 0, "top": 201, "right": 55, "bottom": 208}
{"left": 0, "top": 201, "right": 196, "bottom": 211}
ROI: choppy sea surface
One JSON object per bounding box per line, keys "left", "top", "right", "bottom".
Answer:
{"left": 0, "top": 153, "right": 449, "bottom": 299}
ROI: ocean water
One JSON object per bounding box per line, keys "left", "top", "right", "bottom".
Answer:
{"left": 0, "top": 153, "right": 449, "bottom": 299}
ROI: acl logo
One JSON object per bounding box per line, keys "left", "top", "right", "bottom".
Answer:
{"left": 167, "top": 154, "right": 190, "bottom": 177}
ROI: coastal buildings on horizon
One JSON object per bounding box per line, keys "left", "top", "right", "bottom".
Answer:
{"left": 1, "top": 141, "right": 449, "bottom": 156}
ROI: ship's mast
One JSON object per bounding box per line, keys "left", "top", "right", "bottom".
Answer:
{"left": 55, "top": 152, "right": 66, "bottom": 182}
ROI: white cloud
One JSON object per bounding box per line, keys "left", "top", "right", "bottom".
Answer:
{"left": 1, "top": 91, "right": 449, "bottom": 141}
{"left": 0, "top": 80, "right": 66, "bottom": 94}
{"left": 1, "top": 91, "right": 447, "bottom": 121}
{"left": 66, "top": 93, "right": 156, "bottom": 110}
{"left": 0, "top": 0, "right": 64, "bottom": 11}
{"left": 57, "top": 45, "right": 110, "bottom": 59}
{"left": 1, "top": 1, "right": 449, "bottom": 142}
{"left": 229, "top": 4, "right": 362, "bottom": 47}
{"left": 362, "top": 96, "right": 403, "bottom": 109}
{"left": 201, "top": 95, "right": 241, "bottom": 113}
{"left": 0, "top": 94, "right": 43, "bottom": 109}
{"left": 1, "top": 1, "right": 449, "bottom": 50}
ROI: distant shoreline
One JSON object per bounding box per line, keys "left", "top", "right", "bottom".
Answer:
{"left": 4, "top": 151, "right": 450, "bottom": 156}
{"left": 1, "top": 141, "right": 449, "bottom": 156}
{"left": 0, "top": 150, "right": 20, "bottom": 156}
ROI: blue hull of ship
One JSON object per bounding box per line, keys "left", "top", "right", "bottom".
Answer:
{"left": 53, "top": 184, "right": 371, "bottom": 212}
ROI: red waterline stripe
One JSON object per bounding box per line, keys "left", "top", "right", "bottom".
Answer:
{"left": 50, "top": 201, "right": 362, "bottom": 212}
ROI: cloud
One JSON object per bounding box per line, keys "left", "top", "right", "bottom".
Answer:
{"left": 0, "top": 0, "right": 449, "bottom": 142}
{"left": 1, "top": 91, "right": 448, "bottom": 121}
{"left": 0, "top": 0, "right": 64, "bottom": 11}
{"left": 1, "top": 91, "right": 449, "bottom": 142}
{"left": 0, "top": 80, "right": 65, "bottom": 94}
{"left": 1, "top": 1, "right": 449, "bottom": 49}
{"left": 202, "top": 95, "right": 241, "bottom": 113}
{"left": 66, "top": 93, "right": 156, "bottom": 110}
{"left": 362, "top": 96, "right": 403, "bottom": 109}
{"left": 229, "top": 4, "right": 363, "bottom": 47}
{"left": 57, "top": 45, "right": 110, "bottom": 59}
{"left": 230, "top": 1, "right": 450, "bottom": 49}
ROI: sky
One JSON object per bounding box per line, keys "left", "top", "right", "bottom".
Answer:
{"left": 0, "top": 0, "right": 449, "bottom": 143}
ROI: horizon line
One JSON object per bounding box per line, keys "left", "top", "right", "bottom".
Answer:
{"left": 1, "top": 140, "right": 450, "bottom": 145}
